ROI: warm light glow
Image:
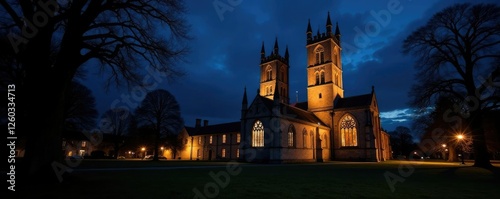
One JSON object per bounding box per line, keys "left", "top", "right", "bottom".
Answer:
{"left": 442, "top": 144, "right": 446, "bottom": 148}
{"left": 141, "top": 147, "right": 145, "bottom": 151}
{"left": 457, "top": 134, "right": 464, "bottom": 140}
{"left": 161, "top": 147, "right": 164, "bottom": 150}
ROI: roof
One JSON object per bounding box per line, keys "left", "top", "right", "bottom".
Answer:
{"left": 186, "top": 121, "right": 240, "bottom": 136}
{"left": 258, "top": 96, "right": 327, "bottom": 127}
{"left": 335, "top": 93, "right": 373, "bottom": 109}
{"left": 290, "top": 101, "right": 308, "bottom": 111}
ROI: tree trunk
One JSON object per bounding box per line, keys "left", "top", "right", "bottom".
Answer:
{"left": 469, "top": 111, "right": 492, "bottom": 168}
{"left": 447, "top": 147, "right": 457, "bottom": 162}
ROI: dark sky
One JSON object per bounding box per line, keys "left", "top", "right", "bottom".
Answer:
{"left": 80, "top": 0, "right": 497, "bottom": 132}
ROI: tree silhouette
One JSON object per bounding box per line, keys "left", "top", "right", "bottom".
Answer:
{"left": 100, "top": 108, "right": 133, "bottom": 158}
{"left": 64, "top": 81, "right": 98, "bottom": 131}
{"left": 0, "top": 1, "right": 190, "bottom": 178}
{"left": 389, "top": 126, "right": 416, "bottom": 158}
{"left": 135, "top": 89, "right": 183, "bottom": 161}
{"left": 403, "top": 3, "right": 500, "bottom": 168}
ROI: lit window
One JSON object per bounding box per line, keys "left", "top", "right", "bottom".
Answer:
{"left": 198, "top": 137, "right": 202, "bottom": 145}
{"left": 252, "top": 120, "right": 264, "bottom": 147}
{"left": 209, "top": 135, "right": 213, "bottom": 144}
{"left": 340, "top": 114, "right": 358, "bottom": 147}
{"left": 288, "top": 125, "right": 295, "bottom": 147}
{"left": 81, "top": 141, "right": 86, "bottom": 147}
{"left": 222, "top": 134, "right": 227, "bottom": 144}
{"left": 237, "top": 134, "right": 241, "bottom": 143}
{"left": 221, "top": 148, "right": 226, "bottom": 158}
{"left": 236, "top": 149, "right": 240, "bottom": 158}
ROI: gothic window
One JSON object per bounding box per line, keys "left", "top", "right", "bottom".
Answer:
{"left": 288, "top": 125, "right": 295, "bottom": 147}
{"left": 333, "top": 50, "right": 338, "bottom": 65}
{"left": 302, "top": 128, "right": 307, "bottom": 148}
{"left": 209, "top": 135, "right": 213, "bottom": 144}
{"left": 266, "top": 66, "right": 272, "bottom": 81}
{"left": 266, "top": 87, "right": 269, "bottom": 95}
{"left": 340, "top": 114, "right": 358, "bottom": 147}
{"left": 270, "top": 86, "right": 273, "bottom": 94}
{"left": 320, "top": 71, "right": 325, "bottom": 84}
{"left": 236, "top": 149, "right": 240, "bottom": 158}
{"left": 315, "top": 47, "right": 324, "bottom": 65}
{"left": 222, "top": 134, "right": 227, "bottom": 143}
{"left": 198, "top": 137, "right": 202, "bottom": 145}
{"left": 237, "top": 134, "right": 241, "bottom": 143}
{"left": 315, "top": 72, "right": 319, "bottom": 85}
{"left": 221, "top": 148, "right": 226, "bottom": 158}
{"left": 252, "top": 120, "right": 264, "bottom": 147}
{"left": 319, "top": 93, "right": 322, "bottom": 99}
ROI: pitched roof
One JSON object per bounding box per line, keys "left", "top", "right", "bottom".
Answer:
{"left": 291, "top": 101, "right": 308, "bottom": 111}
{"left": 258, "top": 96, "right": 327, "bottom": 126}
{"left": 186, "top": 121, "right": 240, "bottom": 136}
{"left": 335, "top": 93, "right": 373, "bottom": 109}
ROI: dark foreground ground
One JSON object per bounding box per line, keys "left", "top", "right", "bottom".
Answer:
{"left": 11, "top": 159, "right": 500, "bottom": 199}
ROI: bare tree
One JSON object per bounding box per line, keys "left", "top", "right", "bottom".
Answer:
{"left": 135, "top": 89, "right": 183, "bottom": 161}
{"left": 64, "top": 81, "right": 98, "bottom": 131}
{"left": 0, "top": 1, "right": 190, "bottom": 178}
{"left": 403, "top": 3, "right": 500, "bottom": 168}
{"left": 100, "top": 108, "right": 132, "bottom": 158}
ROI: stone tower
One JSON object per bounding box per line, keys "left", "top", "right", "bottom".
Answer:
{"left": 259, "top": 38, "right": 290, "bottom": 104}
{"left": 306, "top": 12, "right": 343, "bottom": 125}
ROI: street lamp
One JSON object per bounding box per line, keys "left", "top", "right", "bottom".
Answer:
{"left": 160, "top": 147, "right": 165, "bottom": 157}
{"left": 141, "top": 147, "right": 146, "bottom": 159}
{"left": 456, "top": 134, "right": 465, "bottom": 165}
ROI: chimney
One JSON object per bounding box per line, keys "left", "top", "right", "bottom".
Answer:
{"left": 203, "top": 120, "right": 209, "bottom": 127}
{"left": 195, "top": 119, "right": 201, "bottom": 128}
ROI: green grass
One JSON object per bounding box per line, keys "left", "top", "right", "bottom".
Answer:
{"left": 17, "top": 160, "right": 500, "bottom": 199}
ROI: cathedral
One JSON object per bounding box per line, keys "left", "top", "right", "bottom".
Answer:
{"left": 179, "top": 13, "right": 391, "bottom": 163}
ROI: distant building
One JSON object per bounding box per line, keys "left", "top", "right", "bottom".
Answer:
{"left": 177, "top": 13, "right": 391, "bottom": 162}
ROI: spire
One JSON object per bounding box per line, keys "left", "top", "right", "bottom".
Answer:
{"left": 306, "top": 19, "right": 312, "bottom": 42}
{"left": 242, "top": 87, "right": 248, "bottom": 105}
{"left": 261, "top": 41, "right": 265, "bottom": 60}
{"left": 274, "top": 37, "right": 279, "bottom": 55}
{"left": 371, "top": 85, "right": 375, "bottom": 94}
{"left": 306, "top": 19, "right": 312, "bottom": 33}
{"left": 335, "top": 22, "right": 341, "bottom": 39}
{"left": 285, "top": 45, "right": 289, "bottom": 60}
{"left": 326, "top": 11, "right": 332, "bottom": 34}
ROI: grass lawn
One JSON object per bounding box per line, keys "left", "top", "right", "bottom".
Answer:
{"left": 15, "top": 160, "right": 500, "bottom": 199}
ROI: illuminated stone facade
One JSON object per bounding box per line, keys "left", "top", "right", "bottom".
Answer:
{"left": 180, "top": 13, "right": 391, "bottom": 162}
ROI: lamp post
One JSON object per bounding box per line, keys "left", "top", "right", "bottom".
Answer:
{"left": 141, "top": 147, "right": 146, "bottom": 159}
{"left": 456, "top": 134, "right": 465, "bottom": 165}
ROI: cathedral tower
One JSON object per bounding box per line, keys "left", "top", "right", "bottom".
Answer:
{"left": 259, "top": 38, "right": 290, "bottom": 104}
{"left": 306, "top": 12, "right": 343, "bottom": 114}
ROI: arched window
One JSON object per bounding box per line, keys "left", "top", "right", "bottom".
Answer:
{"left": 319, "top": 93, "right": 322, "bottom": 99}
{"left": 266, "top": 66, "right": 272, "bottom": 81}
{"left": 288, "top": 125, "right": 295, "bottom": 147}
{"left": 315, "top": 72, "right": 319, "bottom": 85}
{"left": 320, "top": 71, "right": 325, "bottom": 84}
{"left": 340, "top": 114, "right": 357, "bottom": 147}
{"left": 266, "top": 87, "right": 269, "bottom": 95}
{"left": 315, "top": 46, "right": 324, "bottom": 65}
{"left": 252, "top": 120, "right": 264, "bottom": 147}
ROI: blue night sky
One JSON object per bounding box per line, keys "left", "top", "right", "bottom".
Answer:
{"left": 80, "top": 0, "right": 497, "bottom": 132}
